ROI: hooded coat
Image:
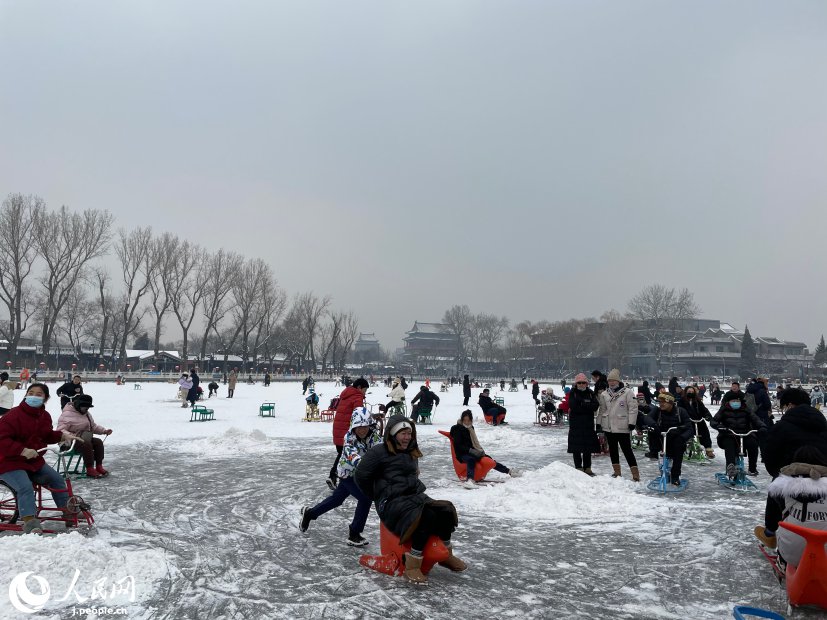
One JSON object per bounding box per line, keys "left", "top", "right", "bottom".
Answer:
{"left": 763, "top": 404, "right": 827, "bottom": 478}
{"left": 768, "top": 462, "right": 827, "bottom": 567}
{"left": 187, "top": 371, "right": 200, "bottom": 402}
{"left": 354, "top": 414, "right": 457, "bottom": 542}
{"left": 332, "top": 386, "right": 365, "bottom": 447}
{"left": 337, "top": 407, "right": 382, "bottom": 479}
{"left": 597, "top": 383, "right": 637, "bottom": 433}
{"left": 56, "top": 402, "right": 107, "bottom": 436}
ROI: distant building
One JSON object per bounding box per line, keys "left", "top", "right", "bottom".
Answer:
{"left": 403, "top": 322, "right": 459, "bottom": 371}
{"left": 352, "top": 332, "right": 382, "bottom": 362}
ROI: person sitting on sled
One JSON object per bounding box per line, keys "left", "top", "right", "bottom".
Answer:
{"left": 478, "top": 388, "right": 506, "bottom": 425}
{"left": 766, "top": 445, "right": 827, "bottom": 569}
{"left": 305, "top": 386, "right": 320, "bottom": 408}
{"left": 678, "top": 384, "right": 715, "bottom": 459}
{"left": 354, "top": 415, "right": 466, "bottom": 585}
{"left": 711, "top": 391, "right": 766, "bottom": 480}
{"left": 643, "top": 393, "right": 693, "bottom": 486}
{"left": 450, "top": 410, "right": 520, "bottom": 487}
{"left": 300, "top": 407, "right": 381, "bottom": 546}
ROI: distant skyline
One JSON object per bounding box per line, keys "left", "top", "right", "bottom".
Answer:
{"left": 1, "top": 1, "right": 825, "bottom": 352}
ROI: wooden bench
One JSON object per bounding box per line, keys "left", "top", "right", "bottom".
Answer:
{"left": 190, "top": 405, "right": 215, "bottom": 422}
{"left": 259, "top": 402, "right": 276, "bottom": 417}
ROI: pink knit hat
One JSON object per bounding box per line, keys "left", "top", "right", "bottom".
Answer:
{"left": 574, "top": 373, "right": 588, "bottom": 383}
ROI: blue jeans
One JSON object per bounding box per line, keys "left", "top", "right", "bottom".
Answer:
{"left": 0, "top": 465, "right": 68, "bottom": 518}
{"left": 308, "top": 477, "right": 371, "bottom": 534}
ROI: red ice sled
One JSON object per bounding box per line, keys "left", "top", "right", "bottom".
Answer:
{"left": 359, "top": 522, "right": 450, "bottom": 576}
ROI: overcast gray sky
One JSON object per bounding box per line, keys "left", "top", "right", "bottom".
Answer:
{"left": 2, "top": 1, "right": 826, "bottom": 351}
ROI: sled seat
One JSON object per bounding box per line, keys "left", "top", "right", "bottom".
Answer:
{"left": 190, "top": 405, "right": 215, "bottom": 422}
{"left": 779, "top": 521, "right": 827, "bottom": 610}
{"left": 732, "top": 606, "right": 785, "bottom": 619}
{"left": 359, "top": 522, "right": 449, "bottom": 577}
{"left": 438, "top": 430, "right": 496, "bottom": 481}
{"left": 259, "top": 402, "right": 276, "bottom": 418}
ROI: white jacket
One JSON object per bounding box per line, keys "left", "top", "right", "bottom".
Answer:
{"left": 387, "top": 385, "right": 405, "bottom": 402}
{"left": 768, "top": 462, "right": 827, "bottom": 567}
{"left": 597, "top": 385, "right": 638, "bottom": 433}
{"left": 0, "top": 382, "right": 15, "bottom": 409}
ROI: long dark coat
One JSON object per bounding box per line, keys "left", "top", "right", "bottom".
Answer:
{"left": 567, "top": 388, "right": 600, "bottom": 453}
{"left": 354, "top": 414, "right": 457, "bottom": 542}
{"left": 763, "top": 404, "right": 827, "bottom": 478}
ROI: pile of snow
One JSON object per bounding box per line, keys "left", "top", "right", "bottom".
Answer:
{"left": 171, "top": 427, "right": 275, "bottom": 456}
{"left": 0, "top": 531, "right": 171, "bottom": 618}
{"left": 436, "top": 461, "right": 673, "bottom": 530}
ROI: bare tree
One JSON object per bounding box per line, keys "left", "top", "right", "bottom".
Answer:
{"left": 113, "top": 227, "right": 155, "bottom": 368}
{"left": 336, "top": 311, "right": 359, "bottom": 372}
{"left": 148, "top": 233, "right": 179, "bottom": 355}
{"left": 0, "top": 194, "right": 44, "bottom": 363}
{"left": 90, "top": 267, "right": 115, "bottom": 368}
{"left": 477, "top": 314, "right": 509, "bottom": 362}
{"left": 627, "top": 284, "right": 701, "bottom": 374}
{"left": 317, "top": 315, "right": 342, "bottom": 374}
{"left": 59, "top": 288, "right": 97, "bottom": 359}
{"left": 250, "top": 283, "right": 287, "bottom": 371}
{"left": 199, "top": 249, "right": 243, "bottom": 362}
{"left": 169, "top": 242, "right": 209, "bottom": 373}
{"left": 596, "top": 309, "right": 634, "bottom": 370}
{"left": 34, "top": 205, "right": 113, "bottom": 355}
{"left": 290, "top": 292, "right": 331, "bottom": 371}
{"left": 441, "top": 304, "right": 472, "bottom": 369}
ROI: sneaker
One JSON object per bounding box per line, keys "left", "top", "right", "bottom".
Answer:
{"left": 326, "top": 478, "right": 337, "bottom": 491}
{"left": 705, "top": 449, "right": 715, "bottom": 459}
{"left": 463, "top": 479, "right": 477, "bottom": 489}
{"left": 347, "top": 531, "right": 369, "bottom": 547}
{"left": 22, "top": 518, "right": 43, "bottom": 534}
{"left": 508, "top": 468, "right": 523, "bottom": 478}
{"left": 747, "top": 469, "right": 759, "bottom": 477}
{"left": 726, "top": 463, "right": 737, "bottom": 481}
{"left": 299, "top": 507, "right": 312, "bottom": 533}
{"left": 754, "top": 525, "right": 777, "bottom": 549}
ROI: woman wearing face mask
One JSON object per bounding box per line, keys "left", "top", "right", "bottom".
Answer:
{"left": 711, "top": 391, "right": 766, "bottom": 479}
{"left": 677, "top": 386, "right": 715, "bottom": 459}
{"left": 56, "top": 394, "right": 113, "bottom": 478}
{"left": 450, "top": 410, "right": 520, "bottom": 487}
{"left": 567, "top": 373, "right": 601, "bottom": 476}
{"left": 0, "top": 383, "right": 83, "bottom": 534}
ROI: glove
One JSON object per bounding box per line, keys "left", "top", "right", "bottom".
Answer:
{"left": 105, "top": 429, "right": 113, "bottom": 435}
{"left": 628, "top": 425, "right": 636, "bottom": 432}
{"left": 20, "top": 448, "right": 38, "bottom": 459}
{"left": 595, "top": 425, "right": 603, "bottom": 432}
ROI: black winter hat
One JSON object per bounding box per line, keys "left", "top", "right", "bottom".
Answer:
{"left": 779, "top": 387, "right": 810, "bottom": 408}
{"left": 74, "top": 394, "right": 94, "bottom": 408}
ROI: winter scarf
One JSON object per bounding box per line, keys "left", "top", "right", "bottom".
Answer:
{"left": 458, "top": 418, "right": 484, "bottom": 453}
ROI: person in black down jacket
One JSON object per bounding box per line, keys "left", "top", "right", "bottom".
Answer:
{"left": 678, "top": 385, "right": 715, "bottom": 459}
{"left": 462, "top": 374, "right": 471, "bottom": 407}
{"left": 478, "top": 389, "right": 506, "bottom": 425}
{"left": 567, "top": 373, "right": 600, "bottom": 476}
{"left": 56, "top": 375, "right": 84, "bottom": 409}
{"left": 754, "top": 387, "right": 827, "bottom": 550}
{"left": 643, "top": 393, "right": 693, "bottom": 486}
{"left": 450, "top": 410, "right": 519, "bottom": 485}
{"left": 354, "top": 414, "right": 466, "bottom": 585}
{"left": 711, "top": 391, "right": 766, "bottom": 479}
{"left": 410, "top": 386, "right": 440, "bottom": 423}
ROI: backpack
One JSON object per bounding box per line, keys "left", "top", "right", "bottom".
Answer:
{"left": 744, "top": 392, "right": 758, "bottom": 414}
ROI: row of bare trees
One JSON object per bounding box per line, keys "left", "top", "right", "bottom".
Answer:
{"left": 432, "top": 285, "right": 701, "bottom": 375}
{"left": 0, "top": 193, "right": 360, "bottom": 371}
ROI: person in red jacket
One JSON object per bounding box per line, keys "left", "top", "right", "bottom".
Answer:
{"left": 329, "top": 377, "right": 369, "bottom": 490}
{"left": 0, "top": 383, "right": 82, "bottom": 534}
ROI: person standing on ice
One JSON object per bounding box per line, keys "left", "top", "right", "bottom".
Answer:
{"left": 354, "top": 415, "right": 467, "bottom": 585}
{"left": 462, "top": 374, "right": 471, "bottom": 406}
{"left": 597, "top": 369, "right": 640, "bottom": 482}
{"left": 567, "top": 373, "right": 600, "bottom": 476}
{"left": 227, "top": 368, "right": 237, "bottom": 398}
{"left": 177, "top": 373, "right": 193, "bottom": 408}
{"left": 591, "top": 370, "right": 608, "bottom": 395}
{"left": 329, "top": 377, "right": 369, "bottom": 490}
{"left": 187, "top": 368, "right": 200, "bottom": 406}
{"left": 300, "top": 407, "right": 380, "bottom": 546}
{"left": 531, "top": 380, "right": 540, "bottom": 404}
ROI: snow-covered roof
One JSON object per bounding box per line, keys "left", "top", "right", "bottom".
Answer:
{"left": 125, "top": 350, "right": 181, "bottom": 361}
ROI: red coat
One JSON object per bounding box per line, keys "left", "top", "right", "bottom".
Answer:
{"left": 0, "top": 402, "right": 63, "bottom": 475}
{"left": 558, "top": 392, "right": 571, "bottom": 413}
{"left": 332, "top": 386, "right": 365, "bottom": 447}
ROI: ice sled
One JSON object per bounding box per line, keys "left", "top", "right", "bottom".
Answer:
{"left": 483, "top": 411, "right": 506, "bottom": 426}
{"left": 777, "top": 521, "right": 827, "bottom": 611}
{"left": 359, "top": 522, "right": 450, "bottom": 576}
{"left": 438, "top": 430, "right": 496, "bottom": 482}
